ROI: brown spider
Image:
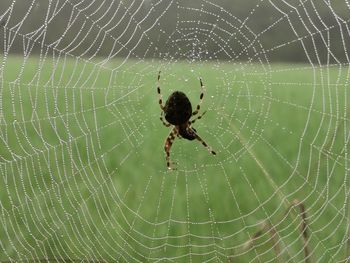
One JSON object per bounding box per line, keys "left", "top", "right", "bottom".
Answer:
{"left": 157, "top": 71, "right": 216, "bottom": 170}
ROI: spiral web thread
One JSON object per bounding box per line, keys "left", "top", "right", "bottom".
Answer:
{"left": 0, "top": 0, "right": 349, "bottom": 262}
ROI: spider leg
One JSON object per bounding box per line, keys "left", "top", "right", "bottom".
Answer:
{"left": 160, "top": 112, "right": 171, "bottom": 127}
{"left": 194, "top": 131, "right": 216, "bottom": 155}
{"left": 190, "top": 110, "right": 207, "bottom": 124}
{"left": 157, "top": 71, "right": 165, "bottom": 110}
{"left": 192, "top": 77, "right": 205, "bottom": 116}
{"left": 164, "top": 127, "right": 178, "bottom": 170}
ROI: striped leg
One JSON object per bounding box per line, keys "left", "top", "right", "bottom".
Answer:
{"left": 190, "top": 110, "right": 206, "bottom": 124}
{"left": 164, "top": 127, "right": 178, "bottom": 170}
{"left": 160, "top": 112, "right": 171, "bottom": 127}
{"left": 192, "top": 77, "right": 205, "bottom": 116}
{"left": 157, "top": 71, "right": 165, "bottom": 110}
{"left": 194, "top": 132, "right": 216, "bottom": 155}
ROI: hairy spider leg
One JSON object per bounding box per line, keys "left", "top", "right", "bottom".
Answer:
{"left": 160, "top": 111, "right": 171, "bottom": 127}
{"left": 192, "top": 77, "right": 205, "bottom": 116}
{"left": 164, "top": 127, "right": 178, "bottom": 170}
{"left": 190, "top": 110, "right": 207, "bottom": 124}
{"left": 194, "top": 132, "right": 216, "bottom": 155}
{"left": 157, "top": 71, "right": 165, "bottom": 110}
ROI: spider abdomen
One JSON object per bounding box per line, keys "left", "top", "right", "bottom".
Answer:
{"left": 164, "top": 91, "right": 192, "bottom": 125}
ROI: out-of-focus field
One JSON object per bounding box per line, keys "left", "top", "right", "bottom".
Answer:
{"left": 0, "top": 56, "right": 349, "bottom": 262}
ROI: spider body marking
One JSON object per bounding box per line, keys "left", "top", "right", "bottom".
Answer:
{"left": 157, "top": 71, "right": 216, "bottom": 170}
{"left": 164, "top": 91, "right": 196, "bottom": 140}
{"left": 164, "top": 91, "right": 192, "bottom": 125}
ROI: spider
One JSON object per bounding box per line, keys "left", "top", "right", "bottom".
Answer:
{"left": 157, "top": 71, "right": 216, "bottom": 170}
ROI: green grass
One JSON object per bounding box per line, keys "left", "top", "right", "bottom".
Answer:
{"left": 0, "top": 56, "right": 349, "bottom": 262}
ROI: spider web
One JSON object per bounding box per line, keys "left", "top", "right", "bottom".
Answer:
{"left": 0, "top": 0, "right": 349, "bottom": 262}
